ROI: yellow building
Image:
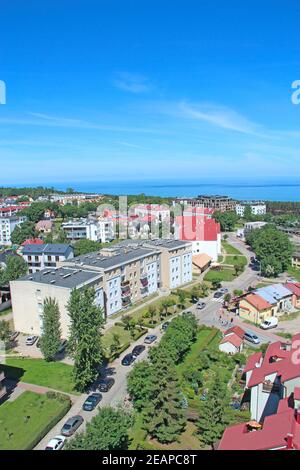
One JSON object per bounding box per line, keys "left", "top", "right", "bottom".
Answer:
{"left": 239, "top": 293, "right": 274, "bottom": 325}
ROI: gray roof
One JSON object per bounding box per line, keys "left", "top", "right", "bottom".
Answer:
{"left": 14, "top": 267, "right": 102, "bottom": 289}
{"left": 69, "top": 246, "right": 159, "bottom": 271}
{"left": 22, "top": 244, "right": 73, "bottom": 255}
{"left": 118, "top": 238, "right": 191, "bottom": 251}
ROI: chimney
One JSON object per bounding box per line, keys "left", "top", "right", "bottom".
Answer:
{"left": 286, "top": 433, "right": 294, "bottom": 450}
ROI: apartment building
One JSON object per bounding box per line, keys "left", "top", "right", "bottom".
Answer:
{"left": 10, "top": 267, "right": 104, "bottom": 338}
{"left": 243, "top": 221, "right": 268, "bottom": 235}
{"left": 21, "top": 244, "right": 74, "bottom": 274}
{"left": 62, "top": 218, "right": 114, "bottom": 243}
{"left": 0, "top": 216, "right": 26, "bottom": 246}
{"left": 173, "top": 195, "right": 236, "bottom": 212}
{"left": 63, "top": 244, "right": 161, "bottom": 316}
{"left": 235, "top": 201, "right": 266, "bottom": 217}
{"left": 133, "top": 204, "right": 170, "bottom": 221}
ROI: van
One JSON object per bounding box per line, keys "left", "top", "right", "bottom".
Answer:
{"left": 260, "top": 317, "right": 278, "bottom": 330}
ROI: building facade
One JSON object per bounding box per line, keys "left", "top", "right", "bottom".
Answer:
{"left": 0, "top": 216, "right": 26, "bottom": 246}
{"left": 21, "top": 244, "right": 74, "bottom": 274}
{"left": 235, "top": 201, "right": 266, "bottom": 217}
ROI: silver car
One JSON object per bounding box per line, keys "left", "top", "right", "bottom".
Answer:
{"left": 61, "top": 415, "right": 84, "bottom": 436}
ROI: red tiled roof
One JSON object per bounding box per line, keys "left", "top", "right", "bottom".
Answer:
{"left": 285, "top": 283, "right": 300, "bottom": 297}
{"left": 294, "top": 387, "right": 300, "bottom": 401}
{"left": 224, "top": 325, "right": 245, "bottom": 340}
{"left": 218, "top": 405, "right": 299, "bottom": 450}
{"left": 243, "top": 293, "right": 272, "bottom": 311}
{"left": 21, "top": 238, "right": 44, "bottom": 246}
{"left": 244, "top": 352, "right": 263, "bottom": 373}
{"left": 220, "top": 332, "right": 243, "bottom": 348}
{"left": 175, "top": 215, "right": 220, "bottom": 241}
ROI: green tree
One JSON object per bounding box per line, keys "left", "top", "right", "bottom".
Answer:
{"left": 0, "top": 255, "right": 27, "bottom": 285}
{"left": 261, "top": 255, "right": 282, "bottom": 278}
{"left": 197, "top": 373, "right": 231, "bottom": 449}
{"left": 109, "top": 333, "right": 121, "bottom": 355}
{"left": 10, "top": 221, "right": 38, "bottom": 245}
{"left": 65, "top": 407, "right": 132, "bottom": 450}
{"left": 67, "top": 288, "right": 104, "bottom": 391}
{"left": 74, "top": 239, "right": 101, "bottom": 256}
{"left": 148, "top": 305, "right": 157, "bottom": 324}
{"left": 213, "top": 211, "right": 238, "bottom": 232}
{"left": 40, "top": 298, "right": 62, "bottom": 361}
{"left": 143, "top": 353, "right": 186, "bottom": 443}
{"left": 0, "top": 320, "right": 10, "bottom": 344}
{"left": 127, "top": 361, "right": 157, "bottom": 411}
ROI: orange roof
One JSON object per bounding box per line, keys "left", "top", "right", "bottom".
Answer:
{"left": 224, "top": 326, "right": 245, "bottom": 340}
{"left": 243, "top": 293, "right": 272, "bottom": 311}
{"left": 192, "top": 253, "right": 212, "bottom": 269}
{"left": 220, "top": 332, "right": 243, "bottom": 348}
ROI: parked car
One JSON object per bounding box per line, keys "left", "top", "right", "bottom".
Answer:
{"left": 244, "top": 331, "right": 260, "bottom": 345}
{"left": 260, "top": 317, "right": 278, "bottom": 330}
{"left": 61, "top": 415, "right": 84, "bottom": 436}
{"left": 132, "top": 345, "right": 146, "bottom": 357}
{"left": 58, "top": 339, "right": 68, "bottom": 354}
{"left": 144, "top": 334, "right": 157, "bottom": 344}
{"left": 161, "top": 322, "right": 170, "bottom": 331}
{"left": 45, "top": 435, "right": 66, "bottom": 451}
{"left": 219, "top": 288, "right": 229, "bottom": 294}
{"left": 196, "top": 301, "right": 206, "bottom": 310}
{"left": 213, "top": 291, "right": 223, "bottom": 299}
{"left": 26, "top": 335, "right": 38, "bottom": 346}
{"left": 121, "top": 353, "right": 135, "bottom": 366}
{"left": 8, "top": 331, "right": 19, "bottom": 342}
{"left": 82, "top": 393, "right": 102, "bottom": 411}
{"left": 98, "top": 377, "right": 115, "bottom": 392}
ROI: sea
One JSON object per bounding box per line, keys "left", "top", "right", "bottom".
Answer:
{"left": 51, "top": 178, "right": 300, "bottom": 202}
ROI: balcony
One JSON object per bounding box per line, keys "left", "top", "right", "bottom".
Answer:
{"left": 121, "top": 280, "right": 130, "bottom": 288}
{"left": 262, "top": 381, "right": 281, "bottom": 393}
{"left": 122, "top": 297, "right": 131, "bottom": 307}
{"left": 121, "top": 289, "right": 131, "bottom": 298}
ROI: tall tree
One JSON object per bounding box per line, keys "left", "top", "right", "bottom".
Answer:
{"left": 197, "top": 372, "right": 231, "bottom": 449}
{"left": 67, "top": 288, "right": 104, "bottom": 391}
{"left": 10, "top": 221, "right": 38, "bottom": 245}
{"left": 65, "top": 407, "right": 132, "bottom": 450}
{"left": 40, "top": 297, "right": 62, "bottom": 361}
{"left": 143, "top": 353, "right": 186, "bottom": 443}
{"left": 0, "top": 320, "right": 10, "bottom": 344}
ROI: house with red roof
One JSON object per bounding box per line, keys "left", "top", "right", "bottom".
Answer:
{"left": 241, "top": 335, "right": 300, "bottom": 423}
{"left": 239, "top": 292, "right": 274, "bottom": 325}
{"left": 21, "top": 238, "right": 44, "bottom": 246}
{"left": 174, "top": 213, "right": 221, "bottom": 261}
{"left": 285, "top": 283, "right": 300, "bottom": 309}
{"left": 219, "top": 332, "right": 244, "bottom": 355}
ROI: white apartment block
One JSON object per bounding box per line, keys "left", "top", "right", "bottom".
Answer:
{"left": 62, "top": 218, "right": 115, "bottom": 243}
{"left": 0, "top": 216, "right": 26, "bottom": 246}
{"left": 236, "top": 201, "right": 266, "bottom": 218}
{"left": 21, "top": 244, "right": 74, "bottom": 274}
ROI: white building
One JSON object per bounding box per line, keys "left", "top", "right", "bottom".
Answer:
{"left": 236, "top": 201, "right": 266, "bottom": 218}
{"left": 62, "top": 218, "right": 115, "bottom": 243}
{"left": 21, "top": 244, "right": 74, "bottom": 274}
{"left": 0, "top": 216, "right": 26, "bottom": 246}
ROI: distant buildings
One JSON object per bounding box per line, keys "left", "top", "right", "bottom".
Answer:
{"left": 21, "top": 244, "right": 74, "bottom": 274}
{"left": 10, "top": 239, "right": 193, "bottom": 336}
{"left": 0, "top": 215, "right": 26, "bottom": 246}
{"left": 61, "top": 218, "right": 115, "bottom": 243}
{"left": 235, "top": 201, "right": 266, "bottom": 218}
{"left": 173, "top": 195, "right": 236, "bottom": 212}
{"left": 243, "top": 221, "right": 268, "bottom": 236}
{"left": 36, "top": 220, "right": 53, "bottom": 234}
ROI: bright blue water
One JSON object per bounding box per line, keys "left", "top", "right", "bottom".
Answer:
{"left": 51, "top": 178, "right": 300, "bottom": 201}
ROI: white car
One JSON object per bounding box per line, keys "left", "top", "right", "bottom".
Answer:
{"left": 45, "top": 435, "right": 66, "bottom": 451}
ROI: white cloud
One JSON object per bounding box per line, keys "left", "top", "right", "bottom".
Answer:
{"left": 113, "top": 72, "right": 152, "bottom": 93}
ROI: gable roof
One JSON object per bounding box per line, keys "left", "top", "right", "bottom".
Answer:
{"left": 220, "top": 332, "right": 243, "bottom": 348}
{"left": 285, "top": 283, "right": 300, "bottom": 297}
{"left": 22, "top": 243, "right": 72, "bottom": 255}
{"left": 243, "top": 293, "right": 272, "bottom": 311}
{"left": 192, "top": 253, "right": 212, "bottom": 269}
{"left": 224, "top": 325, "right": 245, "bottom": 340}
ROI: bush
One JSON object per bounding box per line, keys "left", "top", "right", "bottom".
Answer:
{"left": 106, "top": 342, "right": 131, "bottom": 361}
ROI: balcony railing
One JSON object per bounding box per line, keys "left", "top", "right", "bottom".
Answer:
{"left": 121, "top": 290, "right": 131, "bottom": 298}
{"left": 262, "top": 382, "right": 281, "bottom": 393}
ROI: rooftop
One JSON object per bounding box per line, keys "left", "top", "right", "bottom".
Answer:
{"left": 22, "top": 243, "right": 72, "bottom": 255}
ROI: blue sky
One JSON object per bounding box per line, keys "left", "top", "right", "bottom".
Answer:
{"left": 0, "top": 0, "right": 299, "bottom": 186}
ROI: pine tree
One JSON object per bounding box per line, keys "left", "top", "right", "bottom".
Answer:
{"left": 67, "top": 288, "right": 104, "bottom": 392}
{"left": 143, "top": 353, "right": 186, "bottom": 443}
{"left": 40, "top": 298, "right": 61, "bottom": 361}
{"left": 197, "top": 372, "right": 231, "bottom": 449}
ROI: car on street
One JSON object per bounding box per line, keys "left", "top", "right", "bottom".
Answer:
{"left": 244, "top": 331, "right": 260, "bottom": 345}
{"left": 121, "top": 353, "right": 136, "bottom": 366}
{"left": 26, "top": 335, "right": 38, "bottom": 346}
{"left": 8, "top": 331, "right": 19, "bottom": 342}
{"left": 45, "top": 435, "right": 66, "bottom": 451}
{"left": 82, "top": 393, "right": 102, "bottom": 411}
{"left": 219, "top": 288, "right": 229, "bottom": 294}
{"left": 213, "top": 291, "right": 223, "bottom": 299}
{"left": 144, "top": 334, "right": 157, "bottom": 344}
{"left": 260, "top": 317, "right": 278, "bottom": 329}
{"left": 196, "top": 301, "right": 206, "bottom": 310}
{"left": 132, "top": 344, "right": 146, "bottom": 357}
{"left": 98, "top": 377, "right": 115, "bottom": 392}
{"left": 61, "top": 415, "right": 84, "bottom": 436}
{"left": 161, "top": 322, "right": 170, "bottom": 331}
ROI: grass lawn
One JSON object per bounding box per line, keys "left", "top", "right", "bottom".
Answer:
{"left": 225, "top": 255, "right": 247, "bottom": 267}
{"left": 0, "top": 391, "right": 70, "bottom": 450}
{"left": 288, "top": 267, "right": 300, "bottom": 282}
{"left": 0, "top": 307, "right": 12, "bottom": 317}
{"left": 2, "top": 358, "right": 78, "bottom": 395}
{"left": 222, "top": 241, "right": 242, "bottom": 255}
{"left": 204, "top": 267, "right": 236, "bottom": 282}
{"left": 279, "top": 310, "right": 300, "bottom": 322}
{"left": 102, "top": 325, "right": 132, "bottom": 351}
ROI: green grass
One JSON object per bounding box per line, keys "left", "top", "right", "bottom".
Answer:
{"left": 204, "top": 267, "right": 236, "bottom": 282}
{"left": 2, "top": 358, "right": 78, "bottom": 395}
{"left": 102, "top": 325, "right": 132, "bottom": 351}
{"left": 0, "top": 391, "right": 69, "bottom": 450}
{"left": 0, "top": 307, "right": 12, "bottom": 317}
{"left": 225, "top": 255, "right": 247, "bottom": 267}
{"left": 288, "top": 267, "right": 300, "bottom": 282}
{"left": 279, "top": 311, "right": 300, "bottom": 322}
{"left": 222, "top": 241, "right": 242, "bottom": 255}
